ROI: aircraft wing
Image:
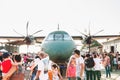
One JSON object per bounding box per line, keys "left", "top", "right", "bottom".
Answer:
{"left": 0, "top": 36, "right": 45, "bottom": 45}
{"left": 72, "top": 35, "right": 120, "bottom": 40}
{"left": 0, "top": 35, "right": 119, "bottom": 45}
{"left": 0, "top": 36, "right": 24, "bottom": 41}
{"left": 92, "top": 35, "right": 120, "bottom": 39}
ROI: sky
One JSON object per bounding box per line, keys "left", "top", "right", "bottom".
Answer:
{"left": 0, "top": 0, "right": 120, "bottom": 37}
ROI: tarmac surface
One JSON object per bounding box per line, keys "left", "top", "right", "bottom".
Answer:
{"left": 100, "top": 69, "right": 120, "bottom": 80}
{"left": 24, "top": 69, "right": 120, "bottom": 80}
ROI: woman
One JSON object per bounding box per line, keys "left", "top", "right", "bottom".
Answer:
{"left": 66, "top": 56, "right": 76, "bottom": 80}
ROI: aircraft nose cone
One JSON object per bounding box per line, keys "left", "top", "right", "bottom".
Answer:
{"left": 41, "top": 41, "right": 75, "bottom": 63}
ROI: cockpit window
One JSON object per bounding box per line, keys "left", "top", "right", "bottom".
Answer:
{"left": 46, "top": 33, "right": 54, "bottom": 40}
{"left": 46, "top": 33, "right": 72, "bottom": 41}
{"left": 54, "top": 34, "right": 63, "bottom": 40}
{"left": 64, "top": 34, "right": 72, "bottom": 40}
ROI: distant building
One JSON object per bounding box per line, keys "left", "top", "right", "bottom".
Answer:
{"left": 0, "top": 43, "right": 19, "bottom": 53}
{"left": 102, "top": 38, "right": 120, "bottom": 53}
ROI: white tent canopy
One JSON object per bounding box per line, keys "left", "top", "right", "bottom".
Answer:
{"left": 0, "top": 49, "right": 8, "bottom": 52}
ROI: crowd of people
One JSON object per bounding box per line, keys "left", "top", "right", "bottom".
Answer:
{"left": 66, "top": 50, "right": 120, "bottom": 80}
{"left": 0, "top": 51, "right": 24, "bottom": 80}
{"left": 0, "top": 49, "right": 119, "bottom": 80}
{"left": 28, "top": 51, "right": 63, "bottom": 80}
{"left": 0, "top": 51, "right": 64, "bottom": 80}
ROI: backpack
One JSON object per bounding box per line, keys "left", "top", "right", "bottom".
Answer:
{"left": 85, "top": 57, "right": 95, "bottom": 68}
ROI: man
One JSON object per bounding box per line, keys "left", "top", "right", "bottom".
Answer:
{"left": 108, "top": 51, "right": 114, "bottom": 72}
{"left": 73, "top": 49, "right": 85, "bottom": 80}
{"left": 93, "top": 54, "right": 101, "bottom": 80}
{"left": 34, "top": 52, "right": 45, "bottom": 80}
{"left": 85, "top": 53, "right": 95, "bottom": 80}
{"left": 39, "top": 51, "right": 50, "bottom": 79}
{"left": 30, "top": 56, "right": 40, "bottom": 80}
{"left": 103, "top": 53, "right": 111, "bottom": 78}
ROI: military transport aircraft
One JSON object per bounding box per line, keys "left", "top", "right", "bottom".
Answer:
{"left": 0, "top": 24, "right": 120, "bottom": 63}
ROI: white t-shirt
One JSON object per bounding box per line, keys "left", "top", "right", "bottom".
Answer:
{"left": 48, "top": 60, "right": 53, "bottom": 70}
{"left": 36, "top": 59, "right": 45, "bottom": 80}
{"left": 113, "top": 57, "right": 117, "bottom": 64}
{"left": 41, "top": 56, "right": 50, "bottom": 80}
{"left": 93, "top": 58, "right": 101, "bottom": 70}
{"left": 34, "top": 58, "right": 40, "bottom": 64}
{"left": 76, "top": 56, "right": 84, "bottom": 77}
{"left": 41, "top": 56, "right": 49, "bottom": 71}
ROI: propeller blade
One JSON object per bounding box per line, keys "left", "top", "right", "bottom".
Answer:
{"left": 79, "top": 31, "right": 88, "bottom": 37}
{"left": 93, "top": 29, "right": 104, "bottom": 36}
{"left": 88, "top": 20, "right": 91, "bottom": 36}
{"left": 13, "top": 29, "right": 25, "bottom": 37}
{"left": 26, "top": 21, "right": 29, "bottom": 36}
{"left": 32, "top": 30, "right": 43, "bottom": 35}
{"left": 74, "top": 29, "right": 88, "bottom": 37}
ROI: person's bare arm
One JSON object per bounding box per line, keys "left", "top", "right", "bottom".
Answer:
{"left": 58, "top": 71, "right": 63, "bottom": 80}
{"left": 35, "top": 70, "right": 41, "bottom": 80}
{"left": 80, "top": 63, "right": 84, "bottom": 78}
{"left": 30, "top": 63, "right": 36, "bottom": 70}
{"left": 29, "top": 63, "right": 36, "bottom": 76}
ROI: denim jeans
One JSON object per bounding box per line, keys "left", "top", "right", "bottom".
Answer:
{"left": 105, "top": 65, "right": 111, "bottom": 77}
{"left": 31, "top": 71, "right": 39, "bottom": 80}
{"left": 31, "top": 73, "right": 36, "bottom": 80}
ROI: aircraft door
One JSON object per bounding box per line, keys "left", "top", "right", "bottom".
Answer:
{"left": 110, "top": 46, "right": 114, "bottom": 53}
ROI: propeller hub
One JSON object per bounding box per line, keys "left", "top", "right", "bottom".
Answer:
{"left": 25, "top": 36, "right": 34, "bottom": 45}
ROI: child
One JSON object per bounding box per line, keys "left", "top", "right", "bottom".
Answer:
{"left": 51, "top": 64, "right": 63, "bottom": 80}
{"left": 1, "top": 52, "right": 12, "bottom": 76}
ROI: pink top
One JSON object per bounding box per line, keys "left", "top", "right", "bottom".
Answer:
{"left": 67, "top": 64, "right": 76, "bottom": 77}
{"left": 103, "top": 56, "right": 110, "bottom": 66}
{"left": 23, "top": 56, "right": 28, "bottom": 63}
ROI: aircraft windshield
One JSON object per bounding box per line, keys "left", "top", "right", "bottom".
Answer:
{"left": 46, "top": 33, "right": 72, "bottom": 41}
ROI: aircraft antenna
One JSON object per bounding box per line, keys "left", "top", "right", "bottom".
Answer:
{"left": 58, "top": 24, "right": 59, "bottom": 30}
